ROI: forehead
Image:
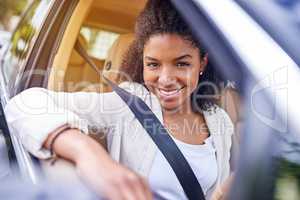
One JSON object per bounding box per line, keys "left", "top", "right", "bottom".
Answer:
{"left": 143, "top": 34, "right": 198, "bottom": 57}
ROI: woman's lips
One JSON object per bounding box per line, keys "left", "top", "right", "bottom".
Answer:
{"left": 157, "top": 87, "right": 185, "bottom": 101}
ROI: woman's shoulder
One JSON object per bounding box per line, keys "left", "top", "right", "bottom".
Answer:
{"left": 203, "top": 105, "right": 234, "bottom": 136}
{"left": 204, "top": 104, "right": 232, "bottom": 119}
{"left": 118, "top": 81, "right": 150, "bottom": 98}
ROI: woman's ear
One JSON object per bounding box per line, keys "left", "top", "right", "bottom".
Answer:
{"left": 200, "top": 53, "right": 208, "bottom": 71}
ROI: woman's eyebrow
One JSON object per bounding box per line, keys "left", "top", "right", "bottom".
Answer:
{"left": 145, "top": 56, "right": 158, "bottom": 61}
{"left": 174, "top": 54, "right": 192, "bottom": 61}
{"left": 145, "top": 55, "right": 192, "bottom": 61}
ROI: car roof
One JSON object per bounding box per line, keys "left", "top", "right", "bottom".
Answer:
{"left": 83, "top": 0, "right": 147, "bottom": 33}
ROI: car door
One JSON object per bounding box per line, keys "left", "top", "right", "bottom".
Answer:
{"left": 171, "top": 0, "right": 300, "bottom": 199}
{"left": 0, "top": 0, "right": 79, "bottom": 183}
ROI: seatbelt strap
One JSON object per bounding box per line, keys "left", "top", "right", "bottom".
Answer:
{"left": 75, "top": 39, "right": 206, "bottom": 200}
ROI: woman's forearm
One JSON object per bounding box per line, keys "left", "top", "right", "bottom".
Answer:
{"left": 43, "top": 127, "right": 112, "bottom": 165}
{"left": 43, "top": 128, "right": 152, "bottom": 200}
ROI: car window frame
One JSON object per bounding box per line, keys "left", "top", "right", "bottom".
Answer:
{"left": 235, "top": 0, "right": 300, "bottom": 69}
{"left": 15, "top": 0, "right": 79, "bottom": 95}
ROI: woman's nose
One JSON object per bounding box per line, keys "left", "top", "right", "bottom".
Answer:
{"left": 158, "top": 67, "right": 176, "bottom": 86}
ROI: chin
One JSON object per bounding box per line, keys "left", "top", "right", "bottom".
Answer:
{"left": 161, "top": 103, "right": 178, "bottom": 110}
{"left": 161, "top": 95, "right": 193, "bottom": 114}
{"left": 159, "top": 99, "right": 185, "bottom": 113}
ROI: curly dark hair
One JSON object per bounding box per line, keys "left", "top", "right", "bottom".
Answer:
{"left": 120, "top": 0, "right": 221, "bottom": 111}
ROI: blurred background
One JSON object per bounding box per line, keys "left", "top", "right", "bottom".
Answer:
{"left": 0, "top": 0, "right": 29, "bottom": 32}
{"left": 0, "top": 0, "right": 30, "bottom": 49}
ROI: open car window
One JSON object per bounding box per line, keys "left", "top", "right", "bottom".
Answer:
{"left": 1, "top": 0, "right": 53, "bottom": 90}
{"left": 80, "top": 27, "right": 120, "bottom": 60}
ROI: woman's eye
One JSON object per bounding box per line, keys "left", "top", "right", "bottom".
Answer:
{"left": 176, "top": 62, "right": 191, "bottom": 67}
{"left": 146, "top": 63, "right": 159, "bottom": 68}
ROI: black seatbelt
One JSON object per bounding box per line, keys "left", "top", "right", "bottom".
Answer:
{"left": 75, "top": 39, "right": 206, "bottom": 200}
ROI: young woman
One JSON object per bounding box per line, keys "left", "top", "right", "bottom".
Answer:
{"left": 5, "top": 0, "right": 234, "bottom": 199}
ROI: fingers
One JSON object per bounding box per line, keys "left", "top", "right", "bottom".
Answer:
{"left": 101, "top": 184, "right": 124, "bottom": 200}
{"left": 210, "top": 186, "right": 223, "bottom": 200}
{"left": 120, "top": 172, "right": 152, "bottom": 200}
{"left": 140, "top": 177, "right": 153, "bottom": 200}
{"left": 77, "top": 158, "right": 152, "bottom": 200}
{"left": 118, "top": 182, "right": 137, "bottom": 200}
{"left": 103, "top": 171, "right": 152, "bottom": 200}
{"left": 121, "top": 173, "right": 143, "bottom": 200}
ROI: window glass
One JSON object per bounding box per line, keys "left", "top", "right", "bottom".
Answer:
{"left": 80, "top": 27, "right": 120, "bottom": 60}
{"left": 0, "top": 0, "right": 32, "bottom": 32}
{"left": 1, "top": 0, "right": 52, "bottom": 86}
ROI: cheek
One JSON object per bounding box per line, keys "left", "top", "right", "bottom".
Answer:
{"left": 143, "top": 68, "right": 158, "bottom": 89}
{"left": 189, "top": 62, "right": 202, "bottom": 90}
{"left": 183, "top": 69, "right": 200, "bottom": 89}
{"left": 143, "top": 68, "right": 153, "bottom": 82}
{"left": 191, "top": 76, "right": 200, "bottom": 92}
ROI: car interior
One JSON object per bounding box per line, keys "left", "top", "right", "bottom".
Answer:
{"left": 48, "top": 0, "right": 141, "bottom": 93}
{"left": 42, "top": 0, "right": 147, "bottom": 181}
{"left": 1, "top": 1, "right": 299, "bottom": 198}
{"left": 41, "top": 0, "right": 242, "bottom": 181}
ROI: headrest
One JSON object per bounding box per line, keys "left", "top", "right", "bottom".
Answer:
{"left": 102, "top": 33, "right": 134, "bottom": 84}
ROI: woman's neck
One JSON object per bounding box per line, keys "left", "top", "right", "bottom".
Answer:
{"left": 162, "top": 100, "right": 196, "bottom": 122}
{"left": 162, "top": 101, "right": 208, "bottom": 144}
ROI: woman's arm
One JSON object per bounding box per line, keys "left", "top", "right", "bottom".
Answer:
{"left": 4, "top": 82, "right": 152, "bottom": 199}
{"left": 4, "top": 87, "right": 128, "bottom": 158}
{"left": 210, "top": 174, "right": 234, "bottom": 200}
{"left": 44, "top": 127, "right": 152, "bottom": 200}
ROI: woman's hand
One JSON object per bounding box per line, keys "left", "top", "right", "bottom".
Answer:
{"left": 210, "top": 174, "right": 234, "bottom": 200}
{"left": 45, "top": 128, "right": 152, "bottom": 200}
{"left": 77, "top": 155, "right": 152, "bottom": 200}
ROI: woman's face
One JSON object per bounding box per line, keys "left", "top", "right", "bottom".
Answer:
{"left": 143, "top": 34, "right": 207, "bottom": 112}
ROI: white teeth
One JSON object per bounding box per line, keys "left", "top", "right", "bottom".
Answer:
{"left": 160, "top": 90, "right": 177, "bottom": 96}
{"left": 159, "top": 88, "right": 182, "bottom": 96}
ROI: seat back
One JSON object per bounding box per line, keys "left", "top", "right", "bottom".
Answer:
{"left": 101, "top": 33, "right": 134, "bottom": 92}
{"left": 64, "top": 34, "right": 87, "bottom": 91}
{"left": 64, "top": 34, "right": 105, "bottom": 92}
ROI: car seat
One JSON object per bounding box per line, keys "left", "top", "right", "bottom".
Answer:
{"left": 64, "top": 34, "right": 105, "bottom": 92}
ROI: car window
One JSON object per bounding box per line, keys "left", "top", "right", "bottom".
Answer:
{"left": 0, "top": 0, "right": 52, "bottom": 88}
{"left": 0, "top": 0, "right": 30, "bottom": 32}
{"left": 80, "top": 27, "right": 120, "bottom": 60}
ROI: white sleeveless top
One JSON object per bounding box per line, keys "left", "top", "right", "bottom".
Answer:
{"left": 149, "top": 136, "right": 218, "bottom": 200}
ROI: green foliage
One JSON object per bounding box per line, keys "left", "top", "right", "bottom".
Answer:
{"left": 275, "top": 159, "right": 300, "bottom": 200}
{"left": 0, "top": 0, "right": 28, "bottom": 28}
{"left": 0, "top": 0, "right": 28, "bottom": 17}
{"left": 277, "top": 159, "right": 300, "bottom": 187}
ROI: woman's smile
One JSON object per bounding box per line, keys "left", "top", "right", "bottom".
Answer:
{"left": 156, "top": 86, "right": 185, "bottom": 101}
